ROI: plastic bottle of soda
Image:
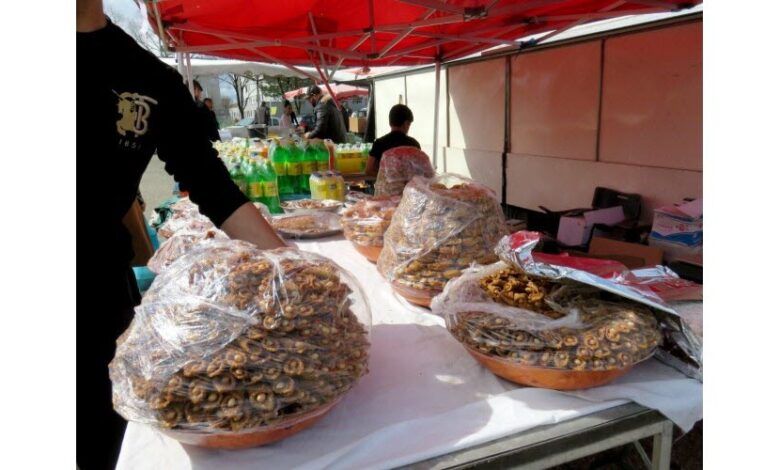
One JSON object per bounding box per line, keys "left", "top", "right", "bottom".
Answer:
{"left": 285, "top": 140, "right": 304, "bottom": 193}
{"left": 313, "top": 140, "right": 329, "bottom": 172}
{"left": 300, "top": 141, "right": 318, "bottom": 193}
{"left": 261, "top": 159, "right": 282, "bottom": 213}
{"left": 229, "top": 160, "right": 248, "bottom": 196}
{"left": 271, "top": 139, "right": 294, "bottom": 195}
{"left": 245, "top": 159, "right": 264, "bottom": 203}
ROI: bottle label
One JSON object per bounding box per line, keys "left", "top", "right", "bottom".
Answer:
{"left": 287, "top": 162, "right": 302, "bottom": 176}
{"left": 302, "top": 161, "right": 317, "bottom": 174}
{"left": 263, "top": 181, "right": 278, "bottom": 197}
{"left": 248, "top": 182, "right": 263, "bottom": 199}
{"left": 273, "top": 162, "right": 286, "bottom": 176}
{"left": 317, "top": 161, "right": 329, "bottom": 171}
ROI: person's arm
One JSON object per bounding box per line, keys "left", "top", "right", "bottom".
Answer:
{"left": 365, "top": 156, "right": 379, "bottom": 177}
{"left": 220, "top": 202, "right": 286, "bottom": 249}
{"left": 155, "top": 71, "right": 285, "bottom": 249}
{"left": 305, "top": 103, "right": 327, "bottom": 139}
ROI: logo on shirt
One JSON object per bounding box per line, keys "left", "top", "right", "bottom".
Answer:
{"left": 115, "top": 91, "right": 158, "bottom": 137}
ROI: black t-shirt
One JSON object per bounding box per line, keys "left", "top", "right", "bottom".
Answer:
{"left": 369, "top": 130, "right": 421, "bottom": 165}
{"left": 195, "top": 100, "right": 221, "bottom": 141}
{"left": 77, "top": 20, "right": 247, "bottom": 308}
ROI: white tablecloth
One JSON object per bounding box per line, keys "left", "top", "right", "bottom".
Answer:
{"left": 117, "top": 237, "right": 702, "bottom": 470}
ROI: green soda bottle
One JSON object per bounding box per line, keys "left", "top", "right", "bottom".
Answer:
{"left": 315, "top": 139, "right": 330, "bottom": 172}
{"left": 271, "top": 139, "right": 294, "bottom": 195}
{"left": 261, "top": 159, "right": 282, "bottom": 213}
{"left": 245, "top": 159, "right": 265, "bottom": 203}
{"left": 285, "top": 140, "right": 304, "bottom": 193}
{"left": 229, "top": 160, "right": 248, "bottom": 196}
{"left": 300, "top": 141, "right": 318, "bottom": 193}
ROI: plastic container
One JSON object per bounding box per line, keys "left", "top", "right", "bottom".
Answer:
{"left": 309, "top": 172, "right": 326, "bottom": 200}
{"left": 132, "top": 266, "right": 156, "bottom": 294}
{"left": 335, "top": 156, "right": 366, "bottom": 175}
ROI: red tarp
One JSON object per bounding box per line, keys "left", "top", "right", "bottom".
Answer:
{"left": 284, "top": 84, "right": 368, "bottom": 100}
{"left": 147, "top": 0, "right": 700, "bottom": 67}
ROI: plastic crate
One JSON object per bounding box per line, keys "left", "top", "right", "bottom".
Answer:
{"left": 132, "top": 266, "right": 156, "bottom": 294}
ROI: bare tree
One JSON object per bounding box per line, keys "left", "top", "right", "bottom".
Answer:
{"left": 220, "top": 73, "right": 251, "bottom": 119}
{"left": 106, "top": 3, "right": 172, "bottom": 58}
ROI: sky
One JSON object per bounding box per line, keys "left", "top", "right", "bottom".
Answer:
{"left": 103, "top": 0, "right": 238, "bottom": 100}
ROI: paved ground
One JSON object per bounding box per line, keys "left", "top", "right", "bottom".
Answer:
{"left": 135, "top": 158, "right": 702, "bottom": 469}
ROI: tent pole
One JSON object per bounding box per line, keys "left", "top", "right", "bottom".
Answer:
{"left": 185, "top": 53, "right": 194, "bottom": 97}
{"left": 312, "top": 59, "right": 342, "bottom": 112}
{"left": 432, "top": 60, "right": 441, "bottom": 171}
{"left": 176, "top": 52, "right": 185, "bottom": 83}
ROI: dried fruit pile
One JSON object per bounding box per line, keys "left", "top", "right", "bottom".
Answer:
{"left": 111, "top": 242, "right": 370, "bottom": 433}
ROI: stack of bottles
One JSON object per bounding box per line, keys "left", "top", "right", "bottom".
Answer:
{"left": 215, "top": 137, "right": 336, "bottom": 212}
{"left": 334, "top": 143, "right": 371, "bottom": 175}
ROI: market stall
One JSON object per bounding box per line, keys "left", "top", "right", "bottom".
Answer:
{"left": 117, "top": 232, "right": 701, "bottom": 469}
{"left": 117, "top": 1, "right": 705, "bottom": 468}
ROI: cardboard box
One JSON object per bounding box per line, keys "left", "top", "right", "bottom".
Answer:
{"left": 588, "top": 237, "right": 664, "bottom": 269}
{"left": 649, "top": 198, "right": 702, "bottom": 262}
{"left": 650, "top": 199, "right": 702, "bottom": 247}
{"left": 349, "top": 116, "right": 367, "bottom": 134}
{"left": 556, "top": 206, "right": 625, "bottom": 247}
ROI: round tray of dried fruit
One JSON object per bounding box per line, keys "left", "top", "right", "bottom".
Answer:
{"left": 464, "top": 346, "right": 639, "bottom": 390}
{"left": 160, "top": 397, "right": 343, "bottom": 449}
{"left": 351, "top": 243, "right": 383, "bottom": 263}
{"left": 391, "top": 281, "right": 441, "bottom": 308}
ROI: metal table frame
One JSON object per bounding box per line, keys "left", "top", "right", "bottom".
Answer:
{"left": 405, "top": 403, "right": 674, "bottom": 470}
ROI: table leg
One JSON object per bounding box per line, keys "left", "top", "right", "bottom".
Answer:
{"left": 651, "top": 420, "right": 674, "bottom": 470}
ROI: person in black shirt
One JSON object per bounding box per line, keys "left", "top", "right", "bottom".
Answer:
{"left": 366, "top": 104, "right": 421, "bottom": 176}
{"left": 193, "top": 80, "right": 221, "bottom": 142}
{"left": 303, "top": 85, "right": 348, "bottom": 143}
{"left": 77, "top": 1, "right": 285, "bottom": 468}
{"left": 203, "top": 97, "right": 222, "bottom": 140}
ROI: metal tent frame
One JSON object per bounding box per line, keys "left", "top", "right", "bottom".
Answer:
{"left": 145, "top": 0, "right": 697, "bottom": 155}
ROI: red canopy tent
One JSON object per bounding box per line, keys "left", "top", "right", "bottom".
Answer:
{"left": 284, "top": 83, "right": 369, "bottom": 101}
{"left": 146, "top": 0, "right": 699, "bottom": 70}
{"left": 145, "top": 0, "right": 700, "bottom": 162}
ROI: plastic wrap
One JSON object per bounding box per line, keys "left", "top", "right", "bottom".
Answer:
{"left": 494, "top": 231, "right": 702, "bottom": 380}
{"left": 374, "top": 146, "right": 435, "bottom": 197}
{"left": 147, "top": 229, "right": 229, "bottom": 274}
{"left": 432, "top": 263, "right": 662, "bottom": 389}
{"left": 271, "top": 213, "right": 343, "bottom": 239}
{"left": 110, "top": 241, "right": 371, "bottom": 438}
{"left": 281, "top": 199, "right": 343, "bottom": 214}
{"left": 377, "top": 174, "right": 509, "bottom": 299}
{"left": 341, "top": 195, "right": 401, "bottom": 248}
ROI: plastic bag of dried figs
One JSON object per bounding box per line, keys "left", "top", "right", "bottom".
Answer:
{"left": 377, "top": 174, "right": 509, "bottom": 302}
{"left": 341, "top": 195, "right": 401, "bottom": 248}
{"left": 431, "top": 262, "right": 662, "bottom": 380}
{"left": 374, "top": 146, "right": 435, "bottom": 197}
{"left": 147, "top": 228, "right": 229, "bottom": 274}
{"left": 110, "top": 240, "right": 371, "bottom": 439}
